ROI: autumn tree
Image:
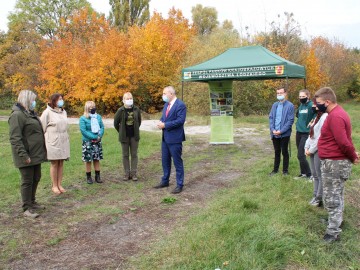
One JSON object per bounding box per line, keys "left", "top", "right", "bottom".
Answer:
{"left": 309, "top": 36, "right": 354, "bottom": 99}
{"left": 127, "top": 8, "right": 195, "bottom": 112}
{"left": 222, "top": 20, "right": 235, "bottom": 31}
{"left": 38, "top": 7, "right": 194, "bottom": 114}
{"left": 181, "top": 26, "right": 240, "bottom": 115}
{"left": 109, "top": 0, "right": 150, "bottom": 31}
{"left": 251, "top": 12, "right": 306, "bottom": 107}
{"left": 191, "top": 4, "right": 219, "bottom": 35}
{"left": 347, "top": 63, "right": 360, "bottom": 101}
{"left": 0, "top": 20, "right": 42, "bottom": 95}
{"left": 37, "top": 8, "right": 130, "bottom": 112}
{"left": 9, "top": 0, "right": 91, "bottom": 39}
{"left": 0, "top": 31, "right": 6, "bottom": 92}
{"left": 253, "top": 12, "right": 304, "bottom": 61}
{"left": 303, "top": 48, "right": 329, "bottom": 94}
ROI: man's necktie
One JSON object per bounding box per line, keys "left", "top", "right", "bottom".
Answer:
{"left": 166, "top": 103, "right": 171, "bottom": 117}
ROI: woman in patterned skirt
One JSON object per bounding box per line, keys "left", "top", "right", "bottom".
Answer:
{"left": 79, "top": 101, "right": 105, "bottom": 184}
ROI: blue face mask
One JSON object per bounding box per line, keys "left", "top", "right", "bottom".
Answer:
{"left": 277, "top": 95, "right": 285, "bottom": 101}
{"left": 162, "top": 95, "right": 170, "bottom": 103}
{"left": 57, "top": 100, "right": 64, "bottom": 108}
{"left": 30, "top": 100, "right": 36, "bottom": 110}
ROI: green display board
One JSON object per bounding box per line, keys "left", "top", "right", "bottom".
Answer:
{"left": 208, "top": 81, "right": 234, "bottom": 144}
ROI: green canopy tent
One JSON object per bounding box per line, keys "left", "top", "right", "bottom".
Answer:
{"left": 181, "top": 45, "right": 306, "bottom": 144}
{"left": 182, "top": 45, "right": 306, "bottom": 82}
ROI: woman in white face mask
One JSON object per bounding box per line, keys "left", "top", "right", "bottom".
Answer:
{"left": 40, "top": 93, "right": 70, "bottom": 195}
{"left": 113, "top": 92, "right": 142, "bottom": 181}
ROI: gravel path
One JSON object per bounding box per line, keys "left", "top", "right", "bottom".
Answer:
{"left": 0, "top": 116, "right": 210, "bottom": 135}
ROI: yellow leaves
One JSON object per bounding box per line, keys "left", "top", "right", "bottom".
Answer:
{"left": 36, "top": 8, "right": 194, "bottom": 112}
{"left": 304, "top": 48, "right": 328, "bottom": 94}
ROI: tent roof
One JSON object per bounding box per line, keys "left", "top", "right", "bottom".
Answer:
{"left": 182, "top": 45, "right": 306, "bottom": 82}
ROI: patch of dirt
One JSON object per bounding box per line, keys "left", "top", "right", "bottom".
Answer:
{"left": 4, "top": 131, "right": 270, "bottom": 270}
{"left": 0, "top": 131, "right": 262, "bottom": 270}
{"left": 2, "top": 115, "right": 359, "bottom": 269}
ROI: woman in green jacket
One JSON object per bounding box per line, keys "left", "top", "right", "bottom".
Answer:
{"left": 8, "top": 90, "right": 47, "bottom": 218}
{"left": 114, "top": 92, "right": 141, "bottom": 181}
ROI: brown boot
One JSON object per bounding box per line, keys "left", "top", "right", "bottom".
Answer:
{"left": 23, "top": 209, "right": 40, "bottom": 218}
{"left": 123, "top": 172, "right": 130, "bottom": 181}
{"left": 131, "top": 172, "right": 138, "bottom": 181}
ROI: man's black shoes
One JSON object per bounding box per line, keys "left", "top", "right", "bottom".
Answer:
{"left": 323, "top": 234, "right": 340, "bottom": 243}
{"left": 153, "top": 183, "right": 183, "bottom": 193}
{"left": 153, "top": 183, "right": 169, "bottom": 189}
{"left": 269, "top": 171, "right": 278, "bottom": 176}
{"left": 171, "top": 186, "right": 183, "bottom": 194}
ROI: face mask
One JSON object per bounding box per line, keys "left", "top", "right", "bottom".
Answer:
{"left": 316, "top": 103, "right": 327, "bottom": 113}
{"left": 277, "top": 95, "right": 285, "bottom": 101}
{"left": 311, "top": 107, "right": 317, "bottom": 114}
{"left": 30, "top": 100, "right": 36, "bottom": 110}
{"left": 162, "top": 95, "right": 170, "bottom": 103}
{"left": 124, "top": 99, "right": 133, "bottom": 106}
{"left": 57, "top": 100, "right": 64, "bottom": 108}
{"left": 300, "top": 97, "right": 308, "bottom": 104}
{"left": 90, "top": 108, "right": 96, "bottom": 114}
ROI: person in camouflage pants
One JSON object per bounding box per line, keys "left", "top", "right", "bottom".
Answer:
{"left": 315, "top": 87, "right": 359, "bottom": 243}
{"left": 321, "top": 159, "right": 352, "bottom": 236}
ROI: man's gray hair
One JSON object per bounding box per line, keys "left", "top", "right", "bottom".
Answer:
{"left": 17, "top": 90, "right": 37, "bottom": 111}
{"left": 164, "top": 86, "right": 176, "bottom": 95}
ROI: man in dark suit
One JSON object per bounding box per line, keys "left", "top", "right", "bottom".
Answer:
{"left": 154, "top": 86, "right": 186, "bottom": 194}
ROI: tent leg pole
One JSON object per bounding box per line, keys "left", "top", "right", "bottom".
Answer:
{"left": 304, "top": 78, "right": 307, "bottom": 89}
{"left": 286, "top": 77, "right": 289, "bottom": 91}
{"left": 286, "top": 77, "right": 291, "bottom": 157}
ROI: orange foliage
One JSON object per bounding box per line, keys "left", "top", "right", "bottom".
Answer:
{"left": 127, "top": 8, "right": 195, "bottom": 112}
{"left": 304, "top": 48, "right": 328, "bottom": 95}
{"left": 309, "top": 37, "right": 352, "bottom": 91}
{"left": 37, "top": 8, "right": 123, "bottom": 108}
{"left": 37, "top": 7, "right": 195, "bottom": 113}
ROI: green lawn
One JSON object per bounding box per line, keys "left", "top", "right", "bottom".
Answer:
{"left": 0, "top": 101, "right": 359, "bottom": 269}
{"left": 0, "top": 109, "right": 11, "bottom": 115}
{"left": 131, "top": 101, "right": 360, "bottom": 270}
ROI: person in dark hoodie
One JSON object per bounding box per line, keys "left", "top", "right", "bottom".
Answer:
{"left": 8, "top": 90, "right": 47, "bottom": 218}
{"left": 294, "top": 89, "right": 316, "bottom": 179}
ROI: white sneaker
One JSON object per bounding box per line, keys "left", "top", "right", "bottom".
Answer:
{"left": 309, "top": 197, "right": 317, "bottom": 204}
{"left": 23, "top": 209, "right": 40, "bottom": 218}
{"left": 306, "top": 176, "right": 314, "bottom": 183}
{"left": 309, "top": 197, "right": 321, "bottom": 206}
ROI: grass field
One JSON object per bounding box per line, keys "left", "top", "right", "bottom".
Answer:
{"left": 0, "top": 101, "right": 359, "bottom": 269}
{"left": 129, "top": 101, "right": 360, "bottom": 270}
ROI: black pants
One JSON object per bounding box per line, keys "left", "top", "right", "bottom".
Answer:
{"left": 296, "top": 132, "right": 311, "bottom": 176}
{"left": 19, "top": 164, "right": 41, "bottom": 211}
{"left": 272, "top": 136, "right": 290, "bottom": 173}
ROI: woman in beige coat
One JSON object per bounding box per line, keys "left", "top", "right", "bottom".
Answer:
{"left": 40, "top": 93, "right": 70, "bottom": 194}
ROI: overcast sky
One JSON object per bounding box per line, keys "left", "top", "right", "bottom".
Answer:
{"left": 1, "top": 0, "right": 359, "bottom": 48}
